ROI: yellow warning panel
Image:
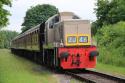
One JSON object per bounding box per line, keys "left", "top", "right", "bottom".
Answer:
{"left": 66, "top": 34, "right": 91, "bottom": 46}
{"left": 65, "top": 34, "right": 91, "bottom": 46}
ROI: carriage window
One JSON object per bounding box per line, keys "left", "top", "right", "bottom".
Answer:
{"left": 49, "top": 21, "right": 53, "bottom": 29}
{"left": 36, "top": 31, "right": 38, "bottom": 43}
{"left": 55, "top": 16, "right": 59, "bottom": 22}
{"left": 35, "top": 31, "right": 37, "bottom": 44}
{"left": 33, "top": 32, "right": 35, "bottom": 44}
{"left": 49, "top": 16, "right": 59, "bottom": 29}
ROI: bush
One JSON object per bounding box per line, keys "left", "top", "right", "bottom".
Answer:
{"left": 0, "top": 30, "right": 18, "bottom": 48}
{"left": 96, "top": 21, "right": 125, "bottom": 67}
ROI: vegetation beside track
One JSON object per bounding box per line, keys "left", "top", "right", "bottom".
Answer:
{"left": 96, "top": 63, "right": 125, "bottom": 77}
{"left": 0, "top": 30, "right": 18, "bottom": 48}
{"left": 0, "top": 49, "right": 57, "bottom": 83}
{"left": 92, "top": 0, "right": 125, "bottom": 69}
{"left": 95, "top": 22, "right": 125, "bottom": 67}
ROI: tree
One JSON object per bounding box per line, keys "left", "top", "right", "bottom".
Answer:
{"left": 92, "top": 0, "right": 125, "bottom": 35}
{"left": 21, "top": 4, "right": 58, "bottom": 33}
{"left": 0, "top": 0, "right": 11, "bottom": 29}
{"left": 93, "top": 0, "right": 125, "bottom": 67}
{"left": 0, "top": 30, "right": 18, "bottom": 48}
{"left": 96, "top": 21, "right": 125, "bottom": 66}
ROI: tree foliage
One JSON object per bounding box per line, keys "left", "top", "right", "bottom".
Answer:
{"left": 96, "top": 21, "right": 125, "bottom": 66}
{"left": 21, "top": 4, "right": 58, "bottom": 33}
{"left": 0, "top": 30, "right": 18, "bottom": 48}
{"left": 92, "top": 0, "right": 125, "bottom": 35}
{"left": 96, "top": 22, "right": 125, "bottom": 47}
{"left": 0, "top": 0, "right": 11, "bottom": 28}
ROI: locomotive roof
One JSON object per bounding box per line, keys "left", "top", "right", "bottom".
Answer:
{"left": 46, "top": 12, "right": 80, "bottom": 23}
{"left": 59, "top": 12, "right": 74, "bottom": 16}
{"left": 13, "top": 24, "right": 41, "bottom": 41}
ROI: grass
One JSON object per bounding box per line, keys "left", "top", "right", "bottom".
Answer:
{"left": 0, "top": 49, "right": 124, "bottom": 83}
{"left": 95, "top": 62, "right": 125, "bottom": 77}
{"left": 0, "top": 49, "right": 57, "bottom": 83}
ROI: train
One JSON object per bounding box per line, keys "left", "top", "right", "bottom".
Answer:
{"left": 11, "top": 12, "right": 99, "bottom": 70}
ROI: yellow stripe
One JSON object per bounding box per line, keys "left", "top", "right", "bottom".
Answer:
{"left": 65, "top": 34, "right": 91, "bottom": 46}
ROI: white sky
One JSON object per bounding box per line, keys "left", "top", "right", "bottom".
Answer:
{"left": 5, "top": 0, "right": 97, "bottom": 32}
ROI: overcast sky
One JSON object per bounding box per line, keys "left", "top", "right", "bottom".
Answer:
{"left": 5, "top": 0, "right": 97, "bottom": 32}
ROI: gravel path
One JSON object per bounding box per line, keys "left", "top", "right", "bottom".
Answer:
{"left": 53, "top": 74, "right": 71, "bottom": 83}
{"left": 53, "top": 73, "right": 83, "bottom": 83}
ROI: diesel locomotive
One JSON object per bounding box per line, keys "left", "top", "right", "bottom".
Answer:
{"left": 11, "top": 12, "right": 99, "bottom": 69}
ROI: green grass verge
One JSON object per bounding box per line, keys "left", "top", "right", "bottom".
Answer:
{"left": 96, "top": 62, "right": 125, "bottom": 77}
{"left": 0, "top": 49, "right": 57, "bottom": 83}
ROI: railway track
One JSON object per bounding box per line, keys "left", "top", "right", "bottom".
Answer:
{"left": 65, "top": 70, "right": 125, "bottom": 83}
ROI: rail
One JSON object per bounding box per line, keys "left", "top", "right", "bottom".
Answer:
{"left": 65, "top": 70, "right": 125, "bottom": 83}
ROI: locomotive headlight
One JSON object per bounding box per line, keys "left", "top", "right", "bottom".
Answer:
{"left": 79, "top": 36, "right": 88, "bottom": 43}
{"left": 67, "top": 36, "right": 77, "bottom": 43}
{"left": 90, "top": 51, "right": 99, "bottom": 57}
{"left": 89, "top": 51, "right": 99, "bottom": 61}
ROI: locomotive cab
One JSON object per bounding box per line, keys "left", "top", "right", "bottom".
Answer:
{"left": 44, "top": 12, "right": 81, "bottom": 47}
{"left": 44, "top": 14, "right": 60, "bottom": 46}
